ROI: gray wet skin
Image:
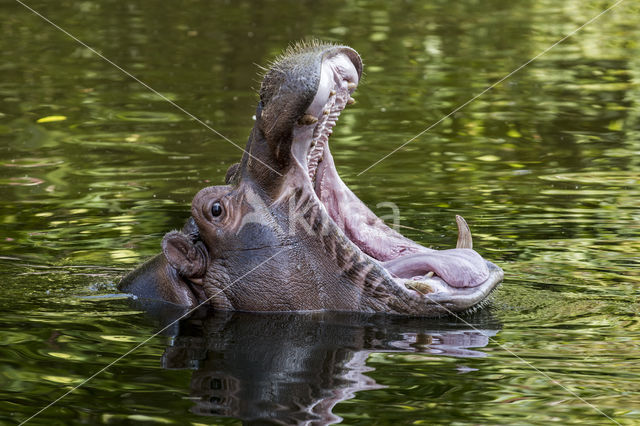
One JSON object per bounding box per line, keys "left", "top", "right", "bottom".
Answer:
{"left": 119, "top": 41, "right": 504, "bottom": 316}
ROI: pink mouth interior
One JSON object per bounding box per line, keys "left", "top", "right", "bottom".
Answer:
{"left": 303, "top": 52, "right": 490, "bottom": 290}
{"left": 314, "top": 145, "right": 489, "bottom": 288}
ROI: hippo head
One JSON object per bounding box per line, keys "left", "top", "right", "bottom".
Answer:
{"left": 120, "top": 41, "right": 503, "bottom": 316}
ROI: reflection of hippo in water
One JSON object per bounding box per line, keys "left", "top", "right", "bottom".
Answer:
{"left": 119, "top": 41, "right": 503, "bottom": 316}
{"left": 159, "top": 309, "right": 500, "bottom": 423}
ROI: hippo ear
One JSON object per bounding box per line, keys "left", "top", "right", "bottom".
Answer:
{"left": 162, "top": 231, "right": 207, "bottom": 279}
{"left": 224, "top": 162, "right": 240, "bottom": 185}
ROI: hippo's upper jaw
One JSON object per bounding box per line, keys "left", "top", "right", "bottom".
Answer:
{"left": 120, "top": 41, "right": 503, "bottom": 316}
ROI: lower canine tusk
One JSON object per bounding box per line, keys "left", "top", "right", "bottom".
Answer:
{"left": 456, "top": 215, "right": 473, "bottom": 249}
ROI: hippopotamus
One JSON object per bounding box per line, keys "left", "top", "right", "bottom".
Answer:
{"left": 119, "top": 41, "right": 503, "bottom": 316}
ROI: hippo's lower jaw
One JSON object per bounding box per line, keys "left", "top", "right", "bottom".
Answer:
{"left": 283, "top": 47, "right": 503, "bottom": 313}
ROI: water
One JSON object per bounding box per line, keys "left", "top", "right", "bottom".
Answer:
{"left": 1, "top": 0, "right": 639, "bottom": 424}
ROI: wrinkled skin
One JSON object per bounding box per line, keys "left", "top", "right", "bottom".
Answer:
{"left": 119, "top": 41, "right": 504, "bottom": 316}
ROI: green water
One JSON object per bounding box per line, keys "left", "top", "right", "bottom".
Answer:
{"left": 1, "top": 0, "right": 639, "bottom": 424}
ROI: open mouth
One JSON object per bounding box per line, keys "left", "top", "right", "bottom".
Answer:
{"left": 292, "top": 51, "right": 502, "bottom": 303}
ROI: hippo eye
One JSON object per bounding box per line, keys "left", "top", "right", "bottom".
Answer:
{"left": 211, "top": 202, "right": 223, "bottom": 217}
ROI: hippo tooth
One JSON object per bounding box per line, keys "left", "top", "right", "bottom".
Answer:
{"left": 323, "top": 109, "right": 330, "bottom": 115}
{"left": 298, "top": 114, "right": 318, "bottom": 126}
{"left": 347, "top": 82, "right": 357, "bottom": 90}
{"left": 404, "top": 280, "right": 434, "bottom": 294}
{"left": 347, "top": 97, "right": 356, "bottom": 105}
{"left": 455, "top": 215, "right": 473, "bottom": 249}
{"left": 425, "top": 271, "right": 434, "bottom": 278}
{"left": 330, "top": 90, "right": 336, "bottom": 96}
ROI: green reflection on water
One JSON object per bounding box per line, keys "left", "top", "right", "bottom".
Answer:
{"left": 1, "top": 0, "right": 639, "bottom": 424}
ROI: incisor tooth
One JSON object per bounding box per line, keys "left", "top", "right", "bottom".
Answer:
{"left": 330, "top": 90, "right": 336, "bottom": 96}
{"left": 298, "top": 114, "right": 318, "bottom": 125}
{"left": 347, "top": 82, "right": 357, "bottom": 90}
{"left": 455, "top": 215, "right": 473, "bottom": 249}
{"left": 405, "top": 280, "right": 434, "bottom": 294}
{"left": 347, "top": 97, "right": 356, "bottom": 105}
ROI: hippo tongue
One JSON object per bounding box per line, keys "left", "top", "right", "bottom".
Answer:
{"left": 314, "top": 144, "right": 489, "bottom": 288}
{"left": 380, "top": 250, "right": 488, "bottom": 288}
